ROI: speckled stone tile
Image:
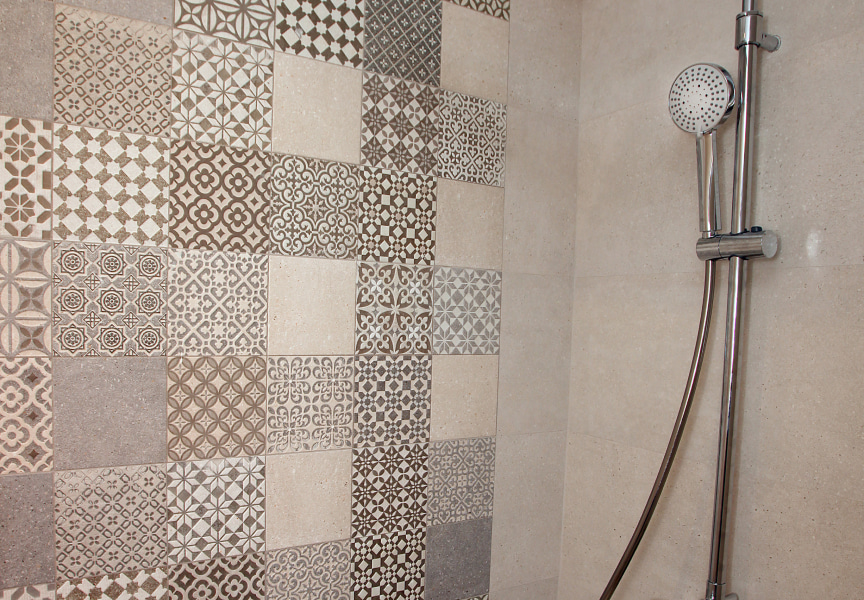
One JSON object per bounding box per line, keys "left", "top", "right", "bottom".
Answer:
{"left": 425, "top": 518, "right": 492, "bottom": 600}
{"left": 0, "top": 239, "right": 52, "bottom": 358}
{"left": 0, "top": 357, "right": 53, "bottom": 474}
{"left": 0, "top": 474, "right": 55, "bottom": 590}
{"left": 0, "top": 0, "right": 54, "bottom": 121}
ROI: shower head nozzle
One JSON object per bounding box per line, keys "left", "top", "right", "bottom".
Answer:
{"left": 669, "top": 64, "right": 736, "bottom": 134}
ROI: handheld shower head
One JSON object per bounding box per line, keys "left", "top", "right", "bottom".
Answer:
{"left": 669, "top": 64, "right": 736, "bottom": 134}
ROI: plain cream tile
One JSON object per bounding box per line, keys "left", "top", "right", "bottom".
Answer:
{"left": 436, "top": 178, "right": 504, "bottom": 270}
{"left": 272, "top": 53, "right": 362, "bottom": 164}
{"left": 431, "top": 354, "right": 499, "bottom": 440}
{"left": 265, "top": 449, "right": 351, "bottom": 550}
{"left": 268, "top": 256, "right": 356, "bottom": 356}
{"left": 763, "top": 2, "right": 864, "bottom": 55}
{"left": 489, "top": 577, "right": 558, "bottom": 600}
{"left": 441, "top": 2, "right": 509, "bottom": 104}
{"left": 489, "top": 431, "right": 566, "bottom": 591}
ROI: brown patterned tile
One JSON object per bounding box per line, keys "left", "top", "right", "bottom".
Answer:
{"left": 167, "top": 553, "right": 264, "bottom": 600}
{"left": 175, "top": 0, "right": 275, "bottom": 47}
{"left": 0, "top": 358, "right": 52, "bottom": 474}
{"left": 56, "top": 569, "right": 167, "bottom": 600}
{"left": 0, "top": 117, "right": 52, "bottom": 240}
{"left": 0, "top": 240, "right": 52, "bottom": 358}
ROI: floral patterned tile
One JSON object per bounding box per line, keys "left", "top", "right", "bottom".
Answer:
{"left": 427, "top": 437, "right": 495, "bottom": 526}
{"left": 167, "top": 553, "right": 265, "bottom": 600}
{"left": 265, "top": 540, "right": 350, "bottom": 600}
{"left": 275, "top": 0, "right": 364, "bottom": 68}
{"left": 0, "top": 584, "right": 55, "bottom": 600}
{"left": 53, "top": 124, "right": 170, "bottom": 247}
{"left": 432, "top": 266, "right": 501, "bottom": 355}
{"left": 437, "top": 90, "right": 507, "bottom": 187}
{"left": 175, "top": 0, "right": 276, "bottom": 47}
{"left": 0, "top": 357, "right": 52, "bottom": 474}
{"left": 351, "top": 528, "right": 425, "bottom": 600}
{"left": 0, "top": 239, "right": 52, "bottom": 357}
{"left": 54, "top": 6, "right": 172, "bottom": 136}
{"left": 364, "top": 0, "right": 441, "bottom": 86}
{"left": 445, "top": 0, "right": 508, "bottom": 20}
{"left": 1, "top": 117, "right": 52, "bottom": 240}
{"left": 56, "top": 568, "right": 168, "bottom": 600}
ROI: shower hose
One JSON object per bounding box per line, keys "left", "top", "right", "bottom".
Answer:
{"left": 598, "top": 259, "right": 717, "bottom": 600}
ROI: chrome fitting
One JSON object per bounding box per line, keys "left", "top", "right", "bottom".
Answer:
{"left": 696, "top": 229, "right": 778, "bottom": 261}
{"left": 736, "top": 8, "right": 781, "bottom": 51}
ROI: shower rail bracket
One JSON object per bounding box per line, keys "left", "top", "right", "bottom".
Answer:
{"left": 736, "top": 7, "right": 781, "bottom": 51}
{"left": 695, "top": 229, "right": 778, "bottom": 261}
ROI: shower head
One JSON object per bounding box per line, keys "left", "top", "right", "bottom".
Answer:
{"left": 669, "top": 64, "right": 736, "bottom": 134}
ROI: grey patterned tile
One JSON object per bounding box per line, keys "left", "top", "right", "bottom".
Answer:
{"left": 166, "top": 457, "right": 266, "bottom": 563}
{"left": 351, "top": 528, "right": 425, "bottom": 600}
{"left": 266, "top": 356, "right": 353, "bottom": 454}
{"left": 0, "top": 584, "right": 55, "bottom": 600}
{"left": 275, "top": 0, "right": 363, "bottom": 68}
{"left": 171, "top": 31, "right": 274, "bottom": 151}
{"left": 425, "top": 518, "right": 492, "bottom": 600}
{"left": 1, "top": 117, "right": 52, "bottom": 240}
{"left": 166, "top": 249, "right": 267, "bottom": 356}
{"left": 269, "top": 155, "right": 360, "bottom": 260}
{"left": 0, "top": 474, "right": 55, "bottom": 589}
{"left": 167, "top": 553, "right": 265, "bottom": 600}
{"left": 56, "top": 569, "right": 167, "bottom": 600}
{"left": 445, "top": 0, "right": 507, "bottom": 20}
{"left": 354, "top": 355, "right": 430, "bottom": 448}
{"left": 175, "top": 0, "right": 275, "bottom": 47}
{"left": 0, "top": 358, "right": 52, "bottom": 474}
{"left": 265, "top": 540, "right": 350, "bottom": 600}
{"left": 432, "top": 266, "right": 501, "bottom": 355}
{"left": 0, "top": 240, "right": 52, "bottom": 358}
{"left": 52, "top": 242, "right": 167, "bottom": 356}
{"left": 53, "top": 124, "right": 170, "bottom": 247}
{"left": 54, "top": 6, "right": 172, "bottom": 136}
{"left": 364, "top": 0, "right": 441, "bottom": 86}
{"left": 359, "top": 167, "right": 436, "bottom": 265}
{"left": 437, "top": 90, "right": 506, "bottom": 187}
{"left": 427, "top": 437, "right": 494, "bottom": 526}
{"left": 54, "top": 465, "right": 167, "bottom": 580}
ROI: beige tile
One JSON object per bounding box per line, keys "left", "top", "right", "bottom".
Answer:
{"left": 436, "top": 178, "right": 504, "bottom": 270}
{"left": 266, "top": 449, "right": 351, "bottom": 550}
{"left": 272, "top": 54, "right": 362, "bottom": 164}
{"left": 489, "top": 431, "right": 566, "bottom": 591}
{"left": 0, "top": 0, "right": 54, "bottom": 120}
{"left": 268, "top": 256, "right": 356, "bottom": 356}
{"left": 490, "top": 577, "right": 558, "bottom": 600}
{"left": 764, "top": 2, "right": 864, "bottom": 54}
{"left": 441, "top": 2, "right": 509, "bottom": 104}
{"left": 431, "top": 354, "right": 499, "bottom": 441}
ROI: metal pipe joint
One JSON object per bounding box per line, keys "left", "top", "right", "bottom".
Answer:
{"left": 696, "top": 229, "right": 778, "bottom": 261}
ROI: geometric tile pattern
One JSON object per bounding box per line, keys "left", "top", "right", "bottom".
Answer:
{"left": 168, "top": 553, "right": 265, "bottom": 600}
{"left": 0, "top": 584, "right": 55, "bottom": 600}
{"left": 355, "top": 262, "right": 433, "bottom": 355}
{"left": 427, "top": 437, "right": 495, "bottom": 526}
{"left": 351, "top": 528, "right": 425, "bottom": 600}
{"left": 166, "top": 456, "right": 266, "bottom": 563}
{"left": 0, "top": 240, "right": 52, "bottom": 357}
{"left": 432, "top": 267, "right": 501, "bottom": 355}
{"left": 265, "top": 540, "right": 351, "bottom": 600}
{"left": 359, "top": 167, "right": 436, "bottom": 265}
{"left": 0, "top": 117, "right": 53, "bottom": 240}
{"left": 175, "top": 0, "right": 276, "bottom": 47}
{"left": 53, "top": 124, "right": 171, "bottom": 246}
{"left": 364, "top": 0, "right": 441, "bottom": 86}
{"left": 360, "top": 73, "right": 439, "bottom": 176}
{"left": 269, "top": 155, "right": 360, "bottom": 260}
{"left": 54, "top": 464, "right": 167, "bottom": 580}
{"left": 445, "top": 0, "right": 508, "bottom": 20}
{"left": 171, "top": 31, "right": 274, "bottom": 151}
{"left": 437, "top": 90, "right": 506, "bottom": 187}
{"left": 52, "top": 242, "right": 167, "bottom": 356}
{"left": 354, "top": 355, "right": 430, "bottom": 448}
{"left": 167, "top": 356, "right": 267, "bottom": 461}
{"left": 275, "top": 0, "right": 364, "bottom": 68}
{"left": 169, "top": 140, "right": 271, "bottom": 253}
{"left": 266, "top": 356, "right": 354, "bottom": 454}
{"left": 0, "top": 357, "right": 52, "bottom": 474}
{"left": 54, "top": 6, "right": 172, "bottom": 136}
{"left": 166, "top": 249, "right": 268, "bottom": 356}
{"left": 56, "top": 568, "right": 168, "bottom": 600}
{"left": 352, "top": 443, "right": 428, "bottom": 536}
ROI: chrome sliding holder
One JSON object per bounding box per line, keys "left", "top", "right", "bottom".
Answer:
{"left": 696, "top": 228, "right": 778, "bottom": 261}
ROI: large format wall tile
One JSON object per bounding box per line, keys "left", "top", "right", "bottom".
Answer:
{"left": 0, "top": 474, "right": 54, "bottom": 589}
{"left": 0, "top": 240, "right": 52, "bottom": 358}
{"left": 275, "top": 0, "right": 364, "bottom": 68}
{"left": 430, "top": 355, "right": 498, "bottom": 441}
{"left": 0, "top": 117, "right": 52, "bottom": 240}
{"left": 0, "top": 358, "right": 52, "bottom": 474}
{"left": 167, "top": 553, "right": 265, "bottom": 600}
{"left": 428, "top": 437, "right": 495, "bottom": 526}
{"left": 54, "top": 7, "right": 172, "bottom": 136}
{"left": 56, "top": 568, "right": 168, "bottom": 600}
{"left": 266, "top": 540, "right": 351, "bottom": 600}
{"left": 364, "top": 0, "right": 441, "bottom": 86}
{"left": 351, "top": 528, "right": 425, "bottom": 600}
{"left": 54, "top": 465, "right": 167, "bottom": 580}
{"left": 0, "top": 0, "right": 54, "bottom": 121}
{"left": 0, "top": 584, "right": 55, "bottom": 600}
{"left": 433, "top": 267, "right": 501, "bottom": 355}
{"left": 437, "top": 90, "right": 506, "bottom": 187}
{"left": 426, "top": 517, "right": 492, "bottom": 600}
{"left": 175, "top": 0, "right": 275, "bottom": 47}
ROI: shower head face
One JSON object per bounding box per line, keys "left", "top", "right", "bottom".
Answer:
{"left": 669, "top": 64, "right": 736, "bottom": 134}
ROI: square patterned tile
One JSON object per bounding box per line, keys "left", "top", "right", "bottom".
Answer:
{"left": 269, "top": 155, "right": 360, "bottom": 260}
{"left": 427, "top": 437, "right": 494, "bottom": 525}
{"left": 351, "top": 528, "right": 425, "bottom": 600}
{"left": 354, "top": 355, "right": 430, "bottom": 448}
{"left": 54, "top": 464, "right": 167, "bottom": 580}
{"left": 0, "top": 584, "right": 55, "bottom": 600}
{"left": 266, "top": 540, "right": 350, "bottom": 600}
{"left": 432, "top": 267, "right": 501, "bottom": 355}
{"left": 0, "top": 240, "right": 52, "bottom": 357}
{"left": 266, "top": 356, "right": 353, "bottom": 454}
{"left": 1, "top": 117, "right": 52, "bottom": 240}
{"left": 167, "top": 356, "right": 266, "bottom": 461}
{"left": 352, "top": 443, "right": 428, "bottom": 536}
{"left": 56, "top": 568, "right": 168, "bottom": 600}
{"left": 53, "top": 124, "right": 170, "bottom": 247}
{"left": 355, "top": 262, "right": 432, "bottom": 355}
{"left": 360, "top": 72, "right": 439, "bottom": 176}
{"left": 445, "top": 0, "right": 508, "bottom": 20}
{"left": 52, "top": 242, "right": 166, "bottom": 356}
{"left": 54, "top": 6, "right": 172, "bottom": 136}
{"left": 437, "top": 90, "right": 506, "bottom": 187}
{"left": 166, "top": 456, "right": 266, "bottom": 563}
{"left": 0, "top": 358, "right": 53, "bottom": 474}
{"left": 359, "top": 167, "right": 436, "bottom": 265}
{"left": 175, "top": 0, "right": 275, "bottom": 47}
{"left": 169, "top": 140, "right": 271, "bottom": 253}
{"left": 167, "top": 249, "right": 267, "bottom": 355}
{"left": 275, "top": 0, "right": 363, "bottom": 68}
{"left": 171, "top": 31, "right": 274, "bottom": 150}
{"left": 364, "top": 0, "right": 441, "bottom": 86}
{"left": 167, "top": 553, "right": 265, "bottom": 600}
